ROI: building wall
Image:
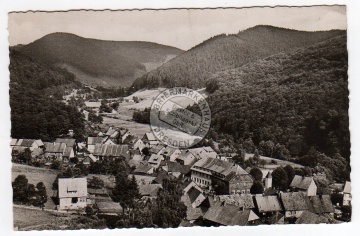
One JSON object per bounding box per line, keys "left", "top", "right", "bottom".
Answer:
{"left": 169, "top": 150, "right": 181, "bottom": 162}
{"left": 191, "top": 170, "right": 212, "bottom": 187}
{"left": 265, "top": 177, "right": 272, "bottom": 189}
{"left": 229, "top": 179, "right": 252, "bottom": 194}
{"left": 307, "top": 181, "right": 317, "bottom": 196}
{"left": 343, "top": 193, "right": 352, "bottom": 206}
{"left": 59, "top": 196, "right": 87, "bottom": 210}
{"left": 88, "top": 144, "right": 95, "bottom": 153}
{"left": 285, "top": 210, "right": 304, "bottom": 218}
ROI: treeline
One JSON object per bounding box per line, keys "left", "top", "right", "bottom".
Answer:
{"left": 9, "top": 49, "right": 86, "bottom": 141}
{"left": 131, "top": 26, "right": 345, "bottom": 91}
{"left": 12, "top": 175, "right": 47, "bottom": 208}
{"left": 206, "top": 35, "right": 349, "bottom": 181}
{"left": 132, "top": 108, "right": 151, "bottom": 124}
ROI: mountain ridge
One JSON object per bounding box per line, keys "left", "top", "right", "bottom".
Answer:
{"left": 16, "top": 32, "right": 184, "bottom": 87}
{"left": 131, "top": 26, "right": 346, "bottom": 91}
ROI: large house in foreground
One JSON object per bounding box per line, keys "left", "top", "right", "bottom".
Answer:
{"left": 190, "top": 156, "right": 253, "bottom": 194}
{"left": 58, "top": 178, "right": 88, "bottom": 210}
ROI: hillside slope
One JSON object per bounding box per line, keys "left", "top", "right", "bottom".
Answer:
{"left": 17, "top": 33, "right": 183, "bottom": 87}
{"left": 9, "top": 49, "right": 85, "bottom": 141}
{"left": 132, "top": 25, "right": 345, "bottom": 90}
{"left": 207, "top": 35, "right": 349, "bottom": 176}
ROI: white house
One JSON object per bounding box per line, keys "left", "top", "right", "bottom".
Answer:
{"left": 160, "top": 146, "right": 181, "bottom": 162}
{"left": 58, "top": 178, "right": 88, "bottom": 210}
{"left": 343, "top": 181, "right": 351, "bottom": 206}
{"left": 290, "top": 175, "right": 317, "bottom": 196}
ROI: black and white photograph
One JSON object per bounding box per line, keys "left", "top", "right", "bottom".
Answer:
{"left": 1, "top": 1, "right": 357, "bottom": 233}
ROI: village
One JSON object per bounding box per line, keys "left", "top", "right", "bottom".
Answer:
{"left": 10, "top": 90, "right": 352, "bottom": 229}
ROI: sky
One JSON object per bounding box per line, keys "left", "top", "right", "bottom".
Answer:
{"left": 8, "top": 5, "right": 347, "bottom": 51}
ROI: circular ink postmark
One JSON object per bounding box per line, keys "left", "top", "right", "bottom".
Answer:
{"left": 150, "top": 87, "right": 211, "bottom": 149}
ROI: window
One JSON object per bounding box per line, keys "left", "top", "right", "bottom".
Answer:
{"left": 71, "top": 197, "right": 78, "bottom": 204}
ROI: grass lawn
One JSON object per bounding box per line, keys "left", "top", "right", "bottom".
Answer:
{"left": 13, "top": 206, "right": 73, "bottom": 230}
{"left": 12, "top": 164, "right": 59, "bottom": 209}
{"left": 244, "top": 153, "right": 303, "bottom": 169}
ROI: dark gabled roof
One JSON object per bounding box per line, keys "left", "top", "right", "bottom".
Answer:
{"left": 44, "top": 142, "right": 67, "bottom": 153}
{"left": 55, "top": 138, "right": 76, "bottom": 147}
{"left": 264, "top": 188, "right": 278, "bottom": 196}
{"left": 307, "top": 195, "right": 335, "bottom": 214}
{"left": 134, "top": 161, "right": 153, "bottom": 174}
{"left": 153, "top": 171, "right": 174, "bottom": 184}
{"left": 63, "top": 147, "right": 73, "bottom": 157}
{"left": 149, "top": 144, "right": 164, "bottom": 154}
{"left": 255, "top": 196, "right": 282, "bottom": 213}
{"left": 203, "top": 203, "right": 252, "bottom": 226}
{"left": 290, "top": 175, "right": 314, "bottom": 190}
{"left": 139, "top": 184, "right": 162, "bottom": 197}
{"left": 119, "top": 129, "right": 129, "bottom": 136}
{"left": 192, "top": 156, "right": 248, "bottom": 179}
{"left": 280, "top": 192, "right": 308, "bottom": 211}
{"left": 166, "top": 161, "right": 192, "bottom": 174}
{"left": 87, "top": 137, "right": 105, "bottom": 145}
{"left": 181, "top": 194, "right": 208, "bottom": 220}
{"left": 295, "top": 210, "right": 330, "bottom": 224}
{"left": 18, "top": 139, "right": 36, "bottom": 147}
{"left": 93, "top": 144, "right": 129, "bottom": 158}
{"left": 188, "top": 187, "right": 202, "bottom": 204}
{"left": 123, "top": 135, "right": 138, "bottom": 145}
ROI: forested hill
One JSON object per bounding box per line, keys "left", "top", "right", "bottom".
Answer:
{"left": 17, "top": 33, "right": 183, "bottom": 87}
{"left": 9, "top": 49, "right": 85, "bottom": 141}
{"left": 131, "top": 25, "right": 345, "bottom": 90}
{"left": 207, "top": 35, "right": 349, "bottom": 180}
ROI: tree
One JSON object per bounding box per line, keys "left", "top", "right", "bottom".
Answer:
{"left": 35, "top": 182, "right": 47, "bottom": 208}
{"left": 249, "top": 167, "right": 263, "bottom": 182}
{"left": 12, "top": 175, "right": 30, "bottom": 204}
{"left": 284, "top": 165, "right": 295, "bottom": 187}
{"left": 243, "top": 138, "right": 255, "bottom": 153}
{"left": 272, "top": 167, "right": 288, "bottom": 191}
{"left": 85, "top": 205, "right": 95, "bottom": 217}
{"left": 88, "top": 110, "right": 103, "bottom": 124}
{"left": 18, "top": 148, "right": 32, "bottom": 164}
{"left": 259, "top": 159, "right": 267, "bottom": 168}
{"left": 75, "top": 163, "right": 89, "bottom": 176}
{"left": 50, "top": 160, "right": 61, "bottom": 170}
{"left": 250, "top": 181, "right": 264, "bottom": 194}
{"left": 88, "top": 176, "right": 105, "bottom": 189}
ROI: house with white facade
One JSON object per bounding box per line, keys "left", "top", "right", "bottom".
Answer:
{"left": 58, "top": 178, "right": 88, "bottom": 210}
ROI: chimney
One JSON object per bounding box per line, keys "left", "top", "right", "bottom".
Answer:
{"left": 68, "top": 129, "right": 74, "bottom": 137}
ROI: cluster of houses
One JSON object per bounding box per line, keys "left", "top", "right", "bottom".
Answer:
{"left": 11, "top": 125, "right": 352, "bottom": 225}
{"left": 179, "top": 175, "right": 351, "bottom": 226}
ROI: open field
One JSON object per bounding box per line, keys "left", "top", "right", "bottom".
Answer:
{"left": 244, "top": 153, "right": 303, "bottom": 169}
{"left": 12, "top": 164, "right": 59, "bottom": 209}
{"left": 102, "top": 116, "right": 151, "bottom": 138}
{"left": 13, "top": 206, "right": 75, "bottom": 230}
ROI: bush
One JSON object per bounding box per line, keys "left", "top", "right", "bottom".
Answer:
{"left": 88, "top": 176, "right": 105, "bottom": 189}
{"left": 50, "top": 160, "right": 61, "bottom": 170}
